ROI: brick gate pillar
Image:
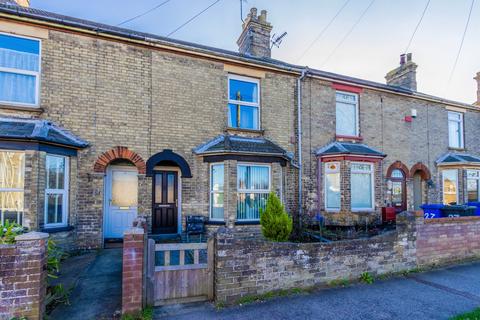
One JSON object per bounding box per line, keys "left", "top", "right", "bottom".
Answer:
{"left": 122, "top": 227, "right": 146, "bottom": 315}
{"left": 2, "top": 232, "right": 49, "bottom": 320}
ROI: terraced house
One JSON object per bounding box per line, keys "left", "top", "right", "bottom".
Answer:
{"left": 0, "top": 1, "right": 479, "bottom": 250}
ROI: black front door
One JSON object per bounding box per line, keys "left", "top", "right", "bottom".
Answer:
{"left": 153, "top": 171, "right": 178, "bottom": 234}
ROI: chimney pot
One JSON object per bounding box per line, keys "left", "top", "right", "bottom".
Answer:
{"left": 386, "top": 52, "right": 418, "bottom": 91}
{"left": 250, "top": 7, "right": 257, "bottom": 18}
{"left": 259, "top": 10, "right": 267, "bottom": 23}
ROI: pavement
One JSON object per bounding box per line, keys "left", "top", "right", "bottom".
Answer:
{"left": 50, "top": 248, "right": 122, "bottom": 320}
{"left": 155, "top": 261, "right": 480, "bottom": 320}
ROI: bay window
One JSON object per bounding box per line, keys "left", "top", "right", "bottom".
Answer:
{"left": 442, "top": 169, "right": 458, "bottom": 205}
{"left": 351, "top": 162, "right": 374, "bottom": 211}
{"left": 336, "top": 91, "right": 359, "bottom": 137}
{"left": 325, "top": 162, "right": 340, "bottom": 211}
{"left": 467, "top": 170, "right": 480, "bottom": 202}
{"left": 0, "top": 151, "right": 24, "bottom": 224}
{"left": 237, "top": 164, "right": 270, "bottom": 221}
{"left": 0, "top": 33, "right": 40, "bottom": 106}
{"left": 448, "top": 111, "right": 464, "bottom": 149}
{"left": 228, "top": 75, "right": 260, "bottom": 130}
{"left": 45, "top": 155, "right": 69, "bottom": 228}
{"left": 210, "top": 163, "right": 224, "bottom": 221}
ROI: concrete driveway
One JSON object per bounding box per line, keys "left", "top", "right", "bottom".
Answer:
{"left": 156, "top": 261, "right": 480, "bottom": 320}
{"left": 50, "top": 248, "right": 122, "bottom": 320}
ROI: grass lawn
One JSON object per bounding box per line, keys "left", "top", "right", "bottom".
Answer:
{"left": 451, "top": 308, "right": 480, "bottom": 320}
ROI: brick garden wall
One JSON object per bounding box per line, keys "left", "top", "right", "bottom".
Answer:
{"left": 214, "top": 213, "right": 417, "bottom": 304}
{"left": 0, "top": 232, "right": 48, "bottom": 320}
{"left": 416, "top": 215, "right": 480, "bottom": 266}
{"left": 214, "top": 212, "right": 480, "bottom": 304}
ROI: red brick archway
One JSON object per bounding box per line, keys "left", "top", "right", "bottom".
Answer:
{"left": 410, "top": 162, "right": 431, "bottom": 180}
{"left": 386, "top": 161, "right": 410, "bottom": 179}
{"left": 93, "top": 146, "right": 146, "bottom": 174}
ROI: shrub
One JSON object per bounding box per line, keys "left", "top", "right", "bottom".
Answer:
{"left": 260, "top": 192, "right": 293, "bottom": 241}
{"left": 0, "top": 220, "right": 25, "bottom": 244}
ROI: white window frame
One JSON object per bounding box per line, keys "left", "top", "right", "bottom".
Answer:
{"left": 236, "top": 163, "right": 271, "bottom": 221}
{"left": 448, "top": 111, "right": 464, "bottom": 149}
{"left": 324, "top": 162, "right": 341, "bottom": 212}
{"left": 335, "top": 90, "right": 359, "bottom": 137}
{"left": 44, "top": 155, "right": 69, "bottom": 228}
{"left": 228, "top": 74, "right": 261, "bottom": 130}
{"left": 466, "top": 169, "right": 480, "bottom": 202}
{"left": 0, "top": 151, "right": 25, "bottom": 225}
{"left": 0, "top": 32, "right": 41, "bottom": 107}
{"left": 350, "top": 162, "right": 375, "bottom": 211}
{"left": 209, "top": 163, "right": 224, "bottom": 221}
{"left": 442, "top": 169, "right": 459, "bottom": 205}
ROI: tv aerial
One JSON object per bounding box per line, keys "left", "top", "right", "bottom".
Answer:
{"left": 271, "top": 32, "right": 287, "bottom": 49}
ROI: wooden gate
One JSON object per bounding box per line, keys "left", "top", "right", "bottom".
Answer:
{"left": 146, "top": 238, "right": 214, "bottom": 306}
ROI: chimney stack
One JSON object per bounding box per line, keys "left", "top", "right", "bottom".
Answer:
{"left": 385, "top": 53, "right": 418, "bottom": 91}
{"left": 237, "top": 8, "right": 273, "bottom": 59}
{"left": 475, "top": 72, "right": 480, "bottom": 106}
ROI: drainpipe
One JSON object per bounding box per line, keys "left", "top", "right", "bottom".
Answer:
{"left": 297, "top": 67, "right": 308, "bottom": 232}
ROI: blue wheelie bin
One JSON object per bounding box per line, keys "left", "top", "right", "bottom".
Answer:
{"left": 420, "top": 204, "right": 444, "bottom": 219}
{"left": 466, "top": 202, "right": 480, "bottom": 216}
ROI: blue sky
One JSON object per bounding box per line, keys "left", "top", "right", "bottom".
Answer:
{"left": 32, "top": 0, "right": 479, "bottom": 103}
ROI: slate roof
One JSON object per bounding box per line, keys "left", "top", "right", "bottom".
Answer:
{"left": 0, "top": 117, "right": 89, "bottom": 148}
{"left": 436, "top": 153, "right": 480, "bottom": 165}
{"left": 315, "top": 141, "right": 386, "bottom": 157}
{"left": 0, "top": 2, "right": 473, "bottom": 108}
{"left": 194, "top": 135, "right": 292, "bottom": 159}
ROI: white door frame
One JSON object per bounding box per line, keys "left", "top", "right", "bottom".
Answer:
{"left": 103, "top": 165, "right": 139, "bottom": 239}
{"left": 154, "top": 166, "right": 182, "bottom": 234}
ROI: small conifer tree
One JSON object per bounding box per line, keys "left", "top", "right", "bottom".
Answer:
{"left": 260, "top": 192, "right": 293, "bottom": 241}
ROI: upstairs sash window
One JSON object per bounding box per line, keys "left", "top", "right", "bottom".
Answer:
{"left": 336, "top": 91, "right": 359, "bottom": 137}
{"left": 0, "top": 152, "right": 24, "bottom": 225}
{"left": 0, "top": 33, "right": 40, "bottom": 106}
{"left": 228, "top": 75, "right": 260, "bottom": 130}
{"left": 448, "top": 111, "right": 464, "bottom": 149}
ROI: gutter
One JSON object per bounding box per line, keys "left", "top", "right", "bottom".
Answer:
{"left": 297, "top": 68, "right": 308, "bottom": 231}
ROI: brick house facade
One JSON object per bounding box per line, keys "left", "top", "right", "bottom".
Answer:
{"left": 0, "top": 2, "right": 479, "bottom": 249}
